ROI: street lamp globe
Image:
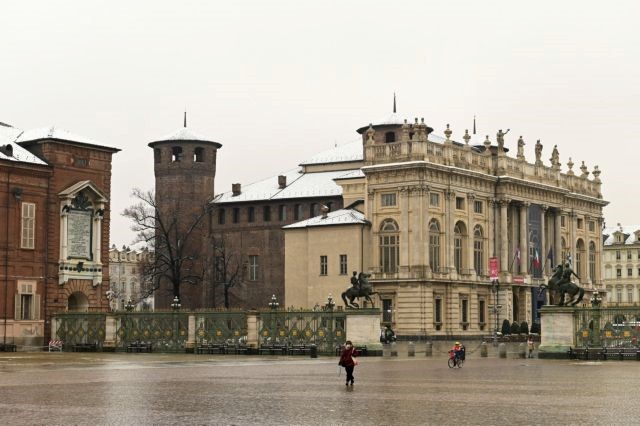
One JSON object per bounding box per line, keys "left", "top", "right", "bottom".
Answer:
{"left": 268, "top": 294, "right": 279, "bottom": 310}
{"left": 171, "top": 296, "right": 181, "bottom": 311}
{"left": 326, "top": 293, "right": 335, "bottom": 311}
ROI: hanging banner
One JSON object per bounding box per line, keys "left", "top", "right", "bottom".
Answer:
{"left": 489, "top": 256, "right": 499, "bottom": 280}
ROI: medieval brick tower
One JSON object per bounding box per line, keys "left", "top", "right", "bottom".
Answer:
{"left": 148, "top": 116, "right": 222, "bottom": 309}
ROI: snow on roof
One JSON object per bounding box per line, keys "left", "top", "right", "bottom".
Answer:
{"left": 603, "top": 225, "right": 640, "bottom": 245}
{"left": 0, "top": 125, "right": 48, "bottom": 166}
{"left": 215, "top": 168, "right": 356, "bottom": 203}
{"left": 334, "top": 169, "right": 364, "bottom": 180}
{"left": 16, "top": 126, "right": 118, "bottom": 151}
{"left": 148, "top": 127, "right": 221, "bottom": 147}
{"left": 299, "top": 140, "right": 362, "bottom": 165}
{"left": 283, "top": 208, "right": 368, "bottom": 229}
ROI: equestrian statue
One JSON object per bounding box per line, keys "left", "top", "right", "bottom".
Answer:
{"left": 539, "top": 262, "right": 585, "bottom": 306}
{"left": 342, "top": 271, "right": 378, "bottom": 309}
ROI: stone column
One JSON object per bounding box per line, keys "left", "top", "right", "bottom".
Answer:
{"left": 103, "top": 315, "right": 116, "bottom": 351}
{"left": 446, "top": 189, "right": 456, "bottom": 275}
{"left": 423, "top": 186, "right": 431, "bottom": 275}
{"left": 185, "top": 314, "right": 196, "bottom": 352}
{"left": 367, "top": 189, "right": 378, "bottom": 273}
{"left": 488, "top": 199, "right": 496, "bottom": 260}
{"left": 399, "top": 186, "right": 410, "bottom": 277}
{"left": 554, "top": 209, "right": 562, "bottom": 268}
{"left": 467, "top": 192, "right": 476, "bottom": 279}
{"left": 569, "top": 211, "right": 577, "bottom": 267}
{"left": 500, "top": 199, "right": 509, "bottom": 274}
{"left": 519, "top": 202, "right": 529, "bottom": 276}
{"left": 246, "top": 311, "right": 259, "bottom": 350}
{"left": 540, "top": 205, "right": 548, "bottom": 276}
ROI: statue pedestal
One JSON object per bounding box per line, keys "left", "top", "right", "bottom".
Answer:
{"left": 346, "top": 310, "right": 382, "bottom": 356}
{"left": 538, "top": 306, "right": 575, "bottom": 359}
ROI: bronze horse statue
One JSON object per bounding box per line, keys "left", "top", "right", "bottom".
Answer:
{"left": 539, "top": 263, "right": 585, "bottom": 306}
{"left": 342, "top": 272, "right": 378, "bottom": 308}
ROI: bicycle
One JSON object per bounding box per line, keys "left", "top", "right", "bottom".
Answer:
{"left": 448, "top": 350, "right": 464, "bottom": 368}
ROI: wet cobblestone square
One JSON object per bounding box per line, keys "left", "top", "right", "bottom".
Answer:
{"left": 0, "top": 351, "right": 638, "bottom": 425}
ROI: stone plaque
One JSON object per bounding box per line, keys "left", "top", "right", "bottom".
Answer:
{"left": 68, "top": 209, "right": 92, "bottom": 259}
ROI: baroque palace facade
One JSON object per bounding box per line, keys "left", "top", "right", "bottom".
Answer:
{"left": 0, "top": 122, "right": 118, "bottom": 347}
{"left": 284, "top": 111, "right": 608, "bottom": 338}
{"left": 602, "top": 224, "right": 640, "bottom": 306}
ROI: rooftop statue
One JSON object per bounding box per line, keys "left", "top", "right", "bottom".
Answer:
{"left": 342, "top": 271, "right": 377, "bottom": 309}
{"left": 535, "top": 140, "right": 543, "bottom": 164}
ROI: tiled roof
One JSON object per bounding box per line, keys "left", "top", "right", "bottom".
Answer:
{"left": 0, "top": 125, "right": 48, "bottom": 165}
{"left": 215, "top": 168, "right": 356, "bottom": 203}
{"left": 603, "top": 225, "right": 640, "bottom": 245}
{"left": 283, "top": 208, "right": 368, "bottom": 229}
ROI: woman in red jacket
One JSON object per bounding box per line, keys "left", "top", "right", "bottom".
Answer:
{"left": 339, "top": 340, "right": 359, "bottom": 386}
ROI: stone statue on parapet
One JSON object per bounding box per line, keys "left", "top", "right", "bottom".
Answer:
{"left": 342, "top": 271, "right": 377, "bottom": 309}
{"left": 535, "top": 140, "right": 543, "bottom": 165}
{"left": 539, "top": 263, "right": 584, "bottom": 306}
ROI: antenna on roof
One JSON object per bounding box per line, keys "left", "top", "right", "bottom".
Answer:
{"left": 184, "top": 109, "right": 187, "bottom": 128}
{"left": 393, "top": 93, "right": 397, "bottom": 113}
{"left": 473, "top": 115, "right": 476, "bottom": 135}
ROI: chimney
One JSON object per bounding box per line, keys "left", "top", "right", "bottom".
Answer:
{"left": 278, "top": 175, "right": 287, "bottom": 189}
{"left": 232, "top": 183, "right": 241, "bottom": 196}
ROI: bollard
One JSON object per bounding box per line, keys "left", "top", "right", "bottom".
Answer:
{"left": 408, "top": 341, "right": 415, "bottom": 357}
{"left": 309, "top": 344, "right": 318, "bottom": 358}
{"left": 518, "top": 343, "right": 526, "bottom": 359}
{"left": 480, "top": 341, "right": 488, "bottom": 357}
{"left": 382, "top": 344, "right": 391, "bottom": 358}
{"left": 425, "top": 341, "right": 433, "bottom": 357}
{"left": 391, "top": 342, "right": 398, "bottom": 357}
{"left": 499, "top": 342, "right": 507, "bottom": 358}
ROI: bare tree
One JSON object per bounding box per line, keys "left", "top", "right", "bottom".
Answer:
{"left": 212, "top": 233, "right": 244, "bottom": 308}
{"left": 122, "top": 188, "right": 211, "bottom": 302}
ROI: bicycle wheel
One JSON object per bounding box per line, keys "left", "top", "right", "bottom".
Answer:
{"left": 448, "top": 358, "right": 455, "bottom": 368}
{"left": 456, "top": 358, "right": 464, "bottom": 368}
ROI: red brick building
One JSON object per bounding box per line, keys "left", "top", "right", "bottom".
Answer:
{"left": 0, "top": 123, "right": 119, "bottom": 348}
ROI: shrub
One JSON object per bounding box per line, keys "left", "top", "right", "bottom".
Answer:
{"left": 530, "top": 322, "right": 540, "bottom": 334}
{"left": 501, "top": 319, "right": 511, "bottom": 335}
{"left": 510, "top": 321, "right": 520, "bottom": 335}
{"left": 520, "top": 321, "right": 529, "bottom": 335}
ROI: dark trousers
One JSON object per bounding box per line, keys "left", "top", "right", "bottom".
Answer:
{"left": 345, "top": 365, "right": 355, "bottom": 383}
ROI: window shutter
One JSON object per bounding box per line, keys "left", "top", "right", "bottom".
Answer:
{"left": 15, "top": 294, "right": 21, "bottom": 320}
{"left": 33, "top": 295, "right": 41, "bottom": 320}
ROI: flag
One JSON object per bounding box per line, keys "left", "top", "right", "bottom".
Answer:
{"left": 533, "top": 248, "right": 540, "bottom": 269}
{"left": 515, "top": 247, "right": 521, "bottom": 264}
{"left": 547, "top": 247, "right": 554, "bottom": 265}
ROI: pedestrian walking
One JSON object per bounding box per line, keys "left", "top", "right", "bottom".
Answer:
{"left": 527, "top": 336, "right": 534, "bottom": 358}
{"left": 338, "top": 340, "right": 359, "bottom": 386}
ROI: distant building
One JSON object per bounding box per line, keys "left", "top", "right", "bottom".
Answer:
{"left": 602, "top": 224, "right": 640, "bottom": 305}
{"left": 108, "top": 245, "right": 154, "bottom": 311}
{"left": 0, "top": 122, "right": 119, "bottom": 347}
{"left": 282, "top": 110, "right": 608, "bottom": 338}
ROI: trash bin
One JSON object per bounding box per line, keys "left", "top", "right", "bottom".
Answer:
{"left": 310, "top": 344, "right": 318, "bottom": 358}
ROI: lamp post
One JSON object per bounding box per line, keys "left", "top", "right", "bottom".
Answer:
{"left": 491, "top": 280, "right": 501, "bottom": 346}
{"left": 326, "top": 293, "right": 335, "bottom": 353}
{"left": 170, "top": 296, "right": 181, "bottom": 311}
{"left": 325, "top": 293, "right": 335, "bottom": 311}
{"left": 268, "top": 294, "right": 279, "bottom": 310}
{"left": 125, "top": 297, "right": 135, "bottom": 312}
{"left": 590, "top": 289, "right": 602, "bottom": 346}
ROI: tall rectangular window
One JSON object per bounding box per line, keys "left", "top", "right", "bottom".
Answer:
{"left": 248, "top": 207, "right": 255, "bottom": 223}
{"left": 616, "top": 250, "right": 621, "bottom": 261}
{"left": 232, "top": 208, "right": 240, "bottom": 223}
{"left": 248, "top": 255, "right": 259, "bottom": 281}
{"left": 15, "top": 282, "right": 38, "bottom": 321}
{"left": 320, "top": 255, "right": 328, "bottom": 275}
{"left": 479, "top": 300, "right": 486, "bottom": 324}
{"left": 435, "top": 298, "right": 442, "bottom": 323}
{"left": 294, "top": 204, "right": 302, "bottom": 220}
{"left": 382, "top": 299, "right": 393, "bottom": 323}
{"left": 628, "top": 251, "right": 632, "bottom": 260}
{"left": 217, "top": 209, "right": 225, "bottom": 225}
{"left": 461, "top": 299, "right": 469, "bottom": 323}
{"left": 339, "top": 254, "right": 347, "bottom": 275}
{"left": 455, "top": 197, "right": 465, "bottom": 210}
{"left": 474, "top": 200, "right": 483, "bottom": 214}
{"left": 278, "top": 205, "right": 287, "bottom": 221}
{"left": 430, "top": 193, "right": 440, "bottom": 207}
{"left": 21, "top": 202, "right": 35, "bottom": 249}
{"left": 310, "top": 203, "right": 318, "bottom": 217}
{"left": 263, "top": 206, "right": 271, "bottom": 222}
{"left": 381, "top": 193, "right": 396, "bottom": 207}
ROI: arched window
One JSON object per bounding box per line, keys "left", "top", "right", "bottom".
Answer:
{"left": 379, "top": 219, "right": 399, "bottom": 273}
{"left": 454, "top": 221, "right": 467, "bottom": 274}
{"left": 474, "top": 225, "right": 484, "bottom": 276}
{"left": 429, "top": 219, "right": 441, "bottom": 272}
{"left": 576, "top": 239, "right": 585, "bottom": 279}
{"left": 385, "top": 131, "right": 396, "bottom": 143}
{"left": 589, "top": 241, "right": 596, "bottom": 282}
{"left": 172, "top": 146, "right": 183, "bottom": 162}
{"left": 194, "top": 147, "right": 204, "bottom": 162}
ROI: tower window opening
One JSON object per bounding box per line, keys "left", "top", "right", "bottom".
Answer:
{"left": 385, "top": 131, "right": 396, "bottom": 143}
{"left": 172, "top": 146, "right": 183, "bottom": 162}
{"left": 194, "top": 147, "right": 204, "bottom": 162}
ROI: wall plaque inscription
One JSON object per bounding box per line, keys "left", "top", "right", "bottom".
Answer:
{"left": 68, "top": 209, "right": 92, "bottom": 259}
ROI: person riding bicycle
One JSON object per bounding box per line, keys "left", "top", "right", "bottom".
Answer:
{"left": 450, "top": 341, "right": 465, "bottom": 364}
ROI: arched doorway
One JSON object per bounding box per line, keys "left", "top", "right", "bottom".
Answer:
{"left": 68, "top": 292, "right": 89, "bottom": 311}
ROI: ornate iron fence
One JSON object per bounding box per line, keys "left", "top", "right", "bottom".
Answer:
{"left": 574, "top": 306, "right": 640, "bottom": 347}
{"left": 54, "top": 313, "right": 106, "bottom": 348}
{"left": 115, "top": 312, "right": 189, "bottom": 352}
{"left": 258, "top": 309, "right": 347, "bottom": 354}
{"left": 195, "top": 311, "right": 248, "bottom": 344}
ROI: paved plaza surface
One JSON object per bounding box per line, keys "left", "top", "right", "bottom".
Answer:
{"left": 0, "top": 350, "right": 638, "bottom": 426}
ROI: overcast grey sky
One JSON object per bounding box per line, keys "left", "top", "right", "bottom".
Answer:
{"left": 3, "top": 0, "right": 639, "bottom": 246}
